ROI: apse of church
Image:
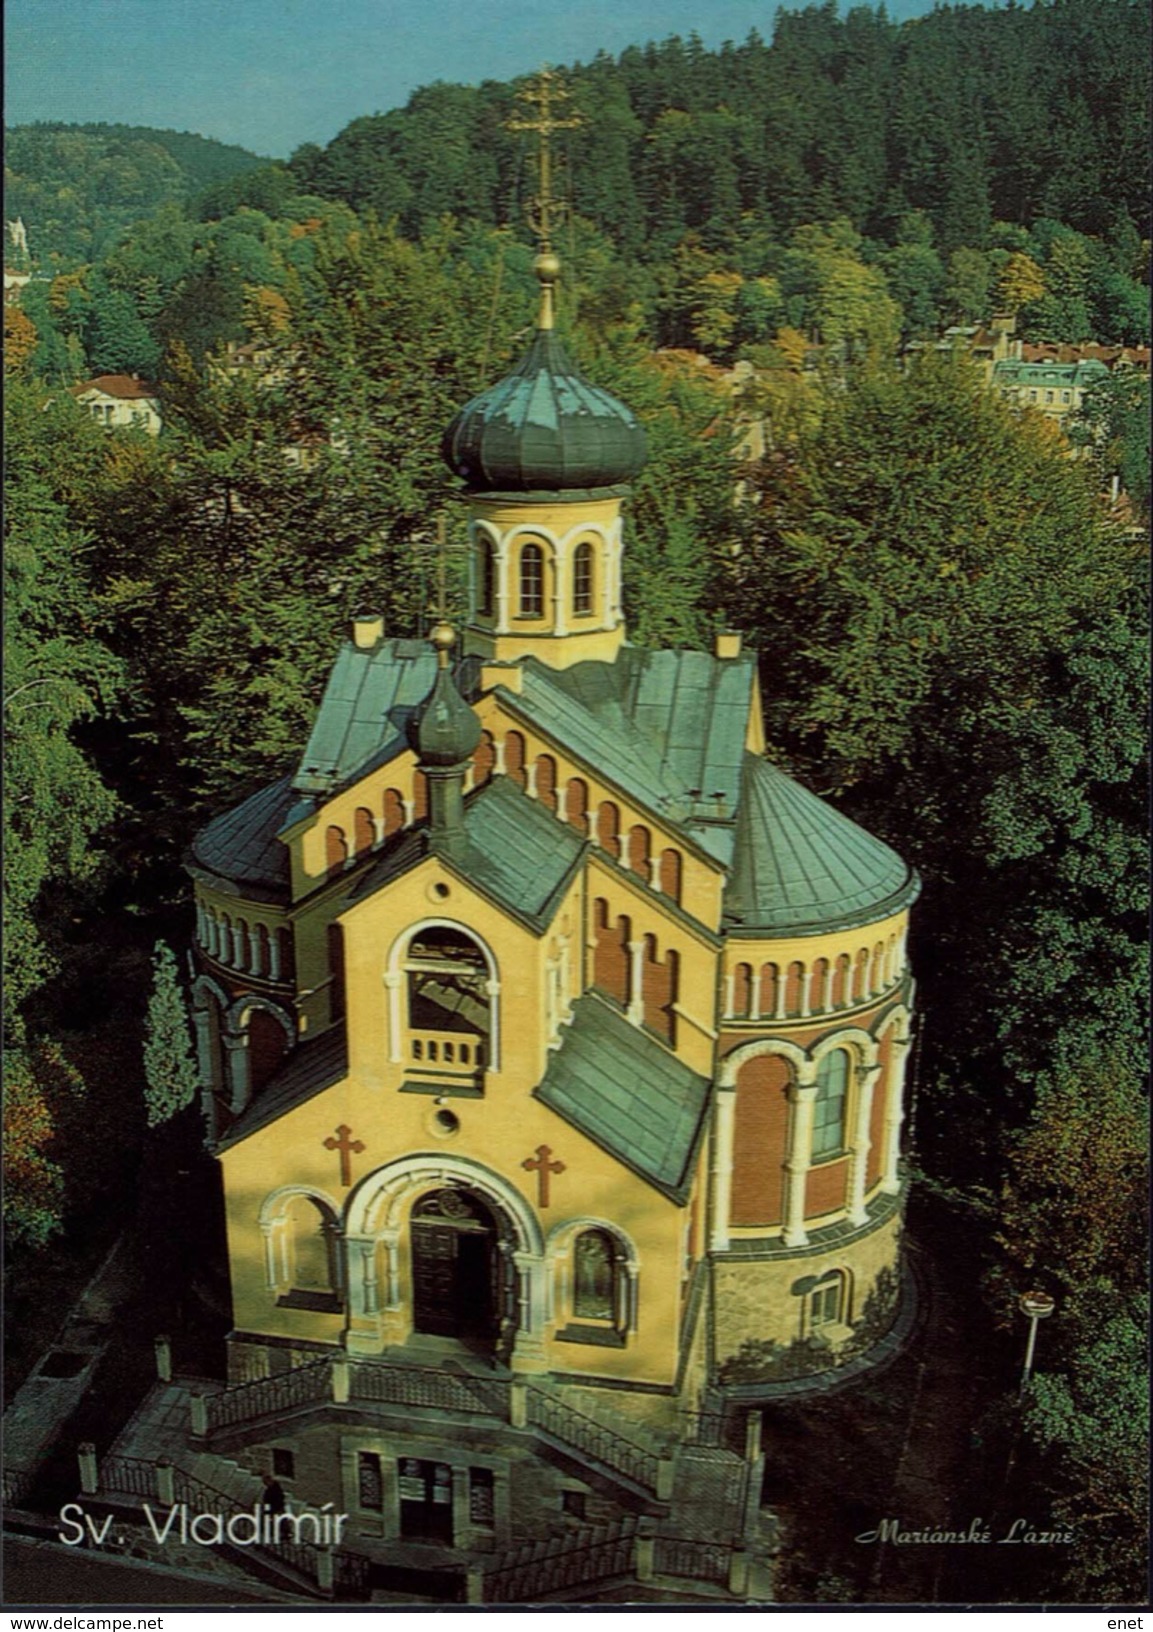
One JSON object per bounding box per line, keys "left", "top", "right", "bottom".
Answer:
{"left": 183, "top": 70, "right": 919, "bottom": 1580}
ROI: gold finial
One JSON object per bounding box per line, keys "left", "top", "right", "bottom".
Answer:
{"left": 430, "top": 515, "right": 455, "bottom": 666}
{"left": 506, "top": 67, "right": 583, "bottom": 330}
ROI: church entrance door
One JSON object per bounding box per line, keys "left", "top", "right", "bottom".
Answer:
{"left": 410, "top": 1188, "right": 499, "bottom": 1347}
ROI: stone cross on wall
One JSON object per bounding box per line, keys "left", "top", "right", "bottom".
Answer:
{"left": 522, "top": 1144, "right": 566, "bottom": 1208}
{"left": 324, "top": 1124, "right": 365, "bottom": 1187}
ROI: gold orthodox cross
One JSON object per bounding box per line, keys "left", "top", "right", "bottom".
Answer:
{"left": 507, "top": 68, "right": 584, "bottom": 253}
{"left": 323, "top": 1123, "right": 365, "bottom": 1187}
{"left": 522, "top": 1143, "right": 566, "bottom": 1208}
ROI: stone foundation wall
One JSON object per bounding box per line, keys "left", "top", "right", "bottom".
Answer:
{"left": 711, "top": 1211, "right": 902, "bottom": 1381}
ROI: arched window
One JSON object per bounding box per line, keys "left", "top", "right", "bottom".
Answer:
{"left": 534, "top": 754, "right": 557, "bottom": 811}
{"left": 473, "top": 733, "right": 495, "bottom": 789}
{"left": 812, "top": 1051, "right": 849, "bottom": 1161}
{"left": 383, "top": 788, "right": 406, "bottom": 836}
{"left": 807, "top": 1269, "right": 847, "bottom": 1332}
{"left": 658, "top": 848, "right": 682, "bottom": 903}
{"left": 477, "top": 537, "right": 495, "bottom": 618}
{"left": 325, "top": 826, "right": 348, "bottom": 878}
{"left": 503, "top": 731, "right": 526, "bottom": 788}
{"left": 832, "top": 953, "right": 852, "bottom": 1008}
{"left": 731, "top": 962, "right": 753, "bottom": 1019}
{"left": 642, "top": 934, "right": 677, "bottom": 1043}
{"left": 592, "top": 899, "right": 630, "bottom": 1006}
{"left": 354, "top": 806, "right": 375, "bottom": 856}
{"left": 519, "top": 543, "right": 544, "bottom": 617}
{"left": 597, "top": 801, "right": 621, "bottom": 859}
{"left": 627, "top": 825, "right": 651, "bottom": 883}
{"left": 567, "top": 1227, "right": 629, "bottom": 1338}
{"left": 253, "top": 923, "right": 270, "bottom": 979}
{"left": 572, "top": 541, "right": 594, "bottom": 617}
{"left": 760, "top": 963, "right": 779, "bottom": 1017}
{"left": 785, "top": 960, "right": 805, "bottom": 1017}
{"left": 810, "top": 957, "right": 831, "bottom": 1013}
{"left": 565, "top": 777, "right": 589, "bottom": 835}
{"left": 246, "top": 1004, "right": 291, "bottom": 1092}
{"left": 406, "top": 926, "right": 490, "bottom": 1079}
{"left": 278, "top": 1195, "right": 343, "bottom": 1312}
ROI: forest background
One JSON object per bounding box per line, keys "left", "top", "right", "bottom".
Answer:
{"left": 4, "top": 0, "right": 1149, "bottom": 1603}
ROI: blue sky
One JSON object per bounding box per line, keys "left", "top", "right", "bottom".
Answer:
{"left": 7, "top": 0, "right": 944, "bottom": 158}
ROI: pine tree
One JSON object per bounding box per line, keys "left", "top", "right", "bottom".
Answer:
{"left": 142, "top": 941, "right": 199, "bottom": 1127}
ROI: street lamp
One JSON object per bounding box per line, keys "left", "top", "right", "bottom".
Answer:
{"left": 1018, "top": 1289, "right": 1056, "bottom": 1400}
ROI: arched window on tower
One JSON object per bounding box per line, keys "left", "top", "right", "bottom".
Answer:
{"left": 519, "top": 543, "right": 544, "bottom": 617}
{"left": 325, "top": 826, "right": 348, "bottom": 879}
{"left": 812, "top": 1051, "right": 849, "bottom": 1161}
{"left": 534, "top": 754, "right": 557, "bottom": 811}
{"left": 477, "top": 537, "right": 495, "bottom": 618}
{"left": 573, "top": 541, "right": 595, "bottom": 617}
{"left": 406, "top": 926, "right": 491, "bottom": 1082}
{"left": 503, "top": 731, "right": 526, "bottom": 789}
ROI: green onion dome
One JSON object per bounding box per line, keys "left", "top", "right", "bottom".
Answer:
{"left": 406, "top": 623, "right": 482, "bottom": 768}
{"left": 442, "top": 327, "right": 647, "bottom": 494}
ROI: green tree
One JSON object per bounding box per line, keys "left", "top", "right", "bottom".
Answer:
{"left": 2, "top": 1042, "right": 84, "bottom": 1247}
{"left": 1024, "top": 1291, "right": 1149, "bottom": 1602}
{"left": 1068, "top": 367, "right": 1151, "bottom": 521}
{"left": 142, "top": 942, "right": 199, "bottom": 1127}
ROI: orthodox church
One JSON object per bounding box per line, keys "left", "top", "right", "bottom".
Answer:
{"left": 183, "top": 176, "right": 918, "bottom": 1598}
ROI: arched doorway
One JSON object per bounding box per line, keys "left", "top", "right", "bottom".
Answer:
{"left": 410, "top": 1187, "right": 502, "bottom": 1348}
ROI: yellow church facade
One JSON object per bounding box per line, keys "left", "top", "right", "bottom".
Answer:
{"left": 183, "top": 243, "right": 918, "bottom": 1586}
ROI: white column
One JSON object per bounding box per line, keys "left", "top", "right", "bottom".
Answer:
{"left": 372, "top": 816, "right": 387, "bottom": 846}
{"left": 247, "top": 926, "right": 262, "bottom": 976}
{"left": 493, "top": 737, "right": 507, "bottom": 775}
{"left": 782, "top": 1066, "right": 819, "bottom": 1248}
{"left": 494, "top": 543, "right": 510, "bottom": 634}
{"left": 402, "top": 797, "right": 415, "bottom": 826}
{"left": 773, "top": 970, "right": 788, "bottom": 1023}
{"left": 552, "top": 539, "right": 568, "bottom": 638}
{"left": 269, "top": 931, "right": 283, "bottom": 983}
{"left": 709, "top": 1085, "right": 737, "bottom": 1252}
{"left": 881, "top": 1035, "right": 912, "bottom": 1195}
{"left": 384, "top": 972, "right": 402, "bottom": 1063}
{"left": 206, "top": 915, "right": 221, "bottom": 960}
{"left": 723, "top": 971, "right": 735, "bottom": 1018}
{"left": 195, "top": 903, "right": 207, "bottom": 946}
{"left": 588, "top": 806, "right": 600, "bottom": 845}
{"left": 230, "top": 924, "right": 245, "bottom": 966}
{"left": 224, "top": 1034, "right": 251, "bottom": 1113}
{"left": 848, "top": 1063, "right": 882, "bottom": 1226}
{"left": 799, "top": 961, "right": 812, "bottom": 1019}
{"left": 821, "top": 961, "right": 834, "bottom": 1013}
{"left": 192, "top": 1007, "right": 215, "bottom": 1091}
{"left": 626, "top": 940, "right": 645, "bottom": 1026}
{"left": 485, "top": 978, "right": 501, "bottom": 1070}
{"left": 510, "top": 1252, "right": 548, "bottom": 1371}
{"left": 525, "top": 760, "right": 538, "bottom": 799}
{"left": 261, "top": 1221, "right": 279, "bottom": 1289}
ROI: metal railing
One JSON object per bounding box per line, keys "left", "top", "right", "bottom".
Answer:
{"left": 204, "top": 1357, "right": 332, "bottom": 1433}
{"left": 654, "top": 1535, "right": 731, "bottom": 1584}
{"left": 171, "top": 1465, "right": 322, "bottom": 1588}
{"left": 524, "top": 1386, "right": 660, "bottom": 1493}
{"left": 349, "top": 1360, "right": 510, "bottom": 1419}
{"left": 99, "top": 1454, "right": 157, "bottom": 1500}
{"left": 483, "top": 1517, "right": 638, "bottom": 1602}
{"left": 3, "top": 1466, "right": 36, "bottom": 1507}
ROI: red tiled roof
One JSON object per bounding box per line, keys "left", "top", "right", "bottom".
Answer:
{"left": 70, "top": 374, "right": 159, "bottom": 401}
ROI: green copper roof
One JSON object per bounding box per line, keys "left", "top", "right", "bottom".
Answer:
{"left": 510, "top": 649, "right": 757, "bottom": 865}
{"left": 407, "top": 659, "right": 482, "bottom": 767}
{"left": 190, "top": 774, "right": 294, "bottom": 900}
{"left": 442, "top": 329, "right": 647, "bottom": 493}
{"left": 535, "top": 993, "right": 710, "bottom": 1202}
{"left": 724, "top": 753, "right": 919, "bottom": 934}
{"left": 350, "top": 774, "right": 585, "bottom": 931}
{"left": 294, "top": 637, "right": 440, "bottom": 796}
